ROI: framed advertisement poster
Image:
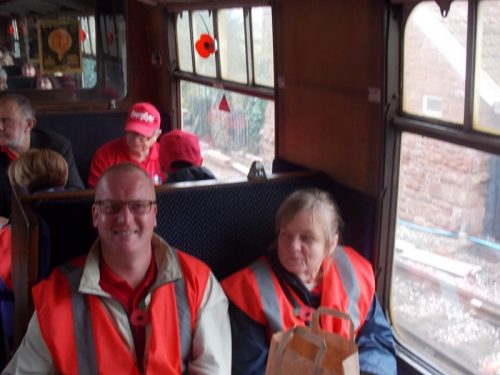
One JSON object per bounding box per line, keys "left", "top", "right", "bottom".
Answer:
{"left": 37, "top": 18, "right": 82, "bottom": 74}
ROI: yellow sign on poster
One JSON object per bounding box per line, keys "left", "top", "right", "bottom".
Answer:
{"left": 38, "top": 19, "right": 82, "bottom": 74}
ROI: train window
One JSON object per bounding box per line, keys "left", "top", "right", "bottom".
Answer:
{"left": 218, "top": 9, "right": 246, "bottom": 84}
{"left": 474, "top": 0, "right": 500, "bottom": 135}
{"left": 0, "top": 0, "right": 126, "bottom": 102}
{"left": 391, "top": 132, "right": 500, "bottom": 374}
{"left": 176, "top": 11, "right": 193, "bottom": 73}
{"left": 252, "top": 7, "right": 274, "bottom": 87}
{"left": 173, "top": 5, "right": 275, "bottom": 179}
{"left": 9, "top": 19, "right": 20, "bottom": 58}
{"left": 392, "top": 1, "right": 500, "bottom": 373}
{"left": 402, "top": 1, "right": 467, "bottom": 124}
{"left": 191, "top": 10, "right": 216, "bottom": 78}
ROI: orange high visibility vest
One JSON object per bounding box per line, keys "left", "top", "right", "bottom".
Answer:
{"left": 222, "top": 246, "right": 375, "bottom": 339}
{"left": 33, "top": 250, "right": 210, "bottom": 374}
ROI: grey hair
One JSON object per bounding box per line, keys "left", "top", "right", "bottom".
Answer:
{"left": 0, "top": 94, "right": 35, "bottom": 120}
{"left": 275, "top": 188, "right": 343, "bottom": 245}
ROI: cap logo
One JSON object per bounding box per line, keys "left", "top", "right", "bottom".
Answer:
{"left": 130, "top": 110, "right": 155, "bottom": 123}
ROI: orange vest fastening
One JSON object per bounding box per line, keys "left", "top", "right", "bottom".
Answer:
{"left": 222, "top": 246, "right": 375, "bottom": 340}
{"left": 32, "top": 251, "right": 210, "bottom": 374}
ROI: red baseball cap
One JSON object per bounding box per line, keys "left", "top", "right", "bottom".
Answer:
{"left": 124, "top": 102, "right": 161, "bottom": 137}
{"left": 159, "top": 130, "right": 203, "bottom": 173}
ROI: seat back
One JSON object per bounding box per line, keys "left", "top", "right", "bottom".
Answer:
{"left": 35, "top": 112, "right": 128, "bottom": 185}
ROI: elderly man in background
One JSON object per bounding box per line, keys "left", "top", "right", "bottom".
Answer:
{"left": 0, "top": 94, "right": 84, "bottom": 217}
{"left": 4, "top": 163, "right": 231, "bottom": 373}
{"left": 87, "top": 102, "right": 164, "bottom": 187}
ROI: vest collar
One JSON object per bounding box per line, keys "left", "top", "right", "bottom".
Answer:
{"left": 79, "top": 234, "right": 183, "bottom": 296}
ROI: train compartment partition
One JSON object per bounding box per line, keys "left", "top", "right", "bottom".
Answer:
{"left": 10, "top": 170, "right": 376, "bottom": 348}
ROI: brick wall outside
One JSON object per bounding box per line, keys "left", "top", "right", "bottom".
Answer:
{"left": 398, "top": 133, "right": 491, "bottom": 238}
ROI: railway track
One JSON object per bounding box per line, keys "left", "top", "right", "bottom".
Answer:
{"left": 394, "top": 257, "right": 500, "bottom": 374}
{"left": 395, "top": 260, "right": 500, "bottom": 326}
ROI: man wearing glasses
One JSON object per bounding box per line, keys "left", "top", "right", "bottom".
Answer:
{"left": 4, "top": 163, "right": 231, "bottom": 374}
{"left": 87, "top": 102, "right": 165, "bottom": 188}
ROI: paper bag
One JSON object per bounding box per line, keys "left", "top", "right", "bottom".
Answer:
{"left": 265, "top": 307, "right": 360, "bottom": 375}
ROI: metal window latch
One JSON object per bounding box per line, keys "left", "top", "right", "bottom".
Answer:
{"left": 435, "top": 0, "right": 452, "bottom": 17}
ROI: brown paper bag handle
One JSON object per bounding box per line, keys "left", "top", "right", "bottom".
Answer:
{"left": 272, "top": 328, "right": 327, "bottom": 375}
{"left": 312, "top": 307, "right": 355, "bottom": 342}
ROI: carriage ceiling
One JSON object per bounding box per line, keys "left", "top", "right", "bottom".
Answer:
{"left": 0, "top": 0, "right": 95, "bottom": 18}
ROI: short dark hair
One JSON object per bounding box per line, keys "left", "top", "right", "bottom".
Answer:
{"left": 95, "top": 163, "right": 156, "bottom": 198}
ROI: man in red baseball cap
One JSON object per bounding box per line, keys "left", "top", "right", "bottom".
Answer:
{"left": 88, "top": 102, "right": 165, "bottom": 187}
{"left": 159, "top": 129, "right": 215, "bottom": 183}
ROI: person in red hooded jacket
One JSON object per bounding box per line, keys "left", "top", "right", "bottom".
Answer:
{"left": 159, "top": 129, "right": 215, "bottom": 183}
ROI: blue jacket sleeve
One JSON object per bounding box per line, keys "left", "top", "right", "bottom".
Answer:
{"left": 356, "top": 296, "right": 397, "bottom": 375}
{"left": 228, "top": 302, "right": 269, "bottom": 375}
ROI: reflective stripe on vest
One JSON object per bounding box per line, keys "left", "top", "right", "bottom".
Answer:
{"left": 172, "top": 250, "right": 191, "bottom": 368}
{"left": 251, "top": 246, "right": 362, "bottom": 332}
{"left": 251, "top": 258, "right": 283, "bottom": 332}
{"left": 60, "top": 262, "right": 98, "bottom": 375}
{"left": 60, "top": 257, "right": 192, "bottom": 371}
{"left": 332, "top": 246, "right": 361, "bottom": 329}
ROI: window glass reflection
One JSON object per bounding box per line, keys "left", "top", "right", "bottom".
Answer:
{"left": 403, "top": 1, "right": 467, "bottom": 124}
{"left": 473, "top": 0, "right": 500, "bottom": 135}
{"left": 193, "top": 10, "right": 216, "bottom": 77}
{"left": 0, "top": 0, "right": 126, "bottom": 101}
{"left": 391, "top": 132, "right": 500, "bottom": 374}
{"left": 252, "top": 7, "right": 274, "bottom": 87}
{"left": 177, "top": 11, "right": 193, "bottom": 73}
{"left": 180, "top": 80, "right": 274, "bottom": 178}
{"left": 218, "top": 9, "right": 246, "bottom": 84}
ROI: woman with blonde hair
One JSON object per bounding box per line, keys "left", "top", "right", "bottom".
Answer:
{"left": 8, "top": 148, "right": 68, "bottom": 194}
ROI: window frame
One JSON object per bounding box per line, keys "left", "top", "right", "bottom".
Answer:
{"left": 381, "top": 0, "right": 500, "bottom": 373}
{"left": 166, "top": 1, "right": 275, "bottom": 127}
{"left": 394, "top": 0, "right": 500, "bottom": 155}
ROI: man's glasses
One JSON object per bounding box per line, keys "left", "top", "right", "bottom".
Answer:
{"left": 95, "top": 200, "right": 156, "bottom": 215}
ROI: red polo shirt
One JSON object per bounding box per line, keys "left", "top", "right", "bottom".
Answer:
{"left": 87, "top": 138, "right": 164, "bottom": 187}
{"left": 99, "top": 252, "right": 157, "bottom": 370}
